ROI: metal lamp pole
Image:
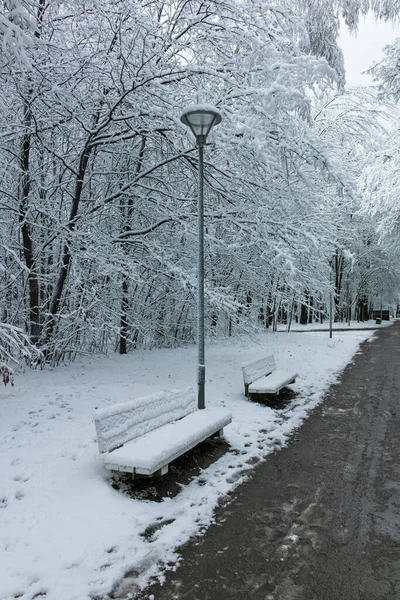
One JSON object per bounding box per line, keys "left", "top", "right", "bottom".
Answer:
{"left": 180, "top": 105, "right": 222, "bottom": 409}
{"left": 197, "top": 135, "right": 206, "bottom": 409}
{"left": 329, "top": 262, "right": 333, "bottom": 339}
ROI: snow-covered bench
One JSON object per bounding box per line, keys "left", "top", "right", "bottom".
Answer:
{"left": 94, "top": 388, "right": 232, "bottom": 478}
{"left": 241, "top": 355, "right": 298, "bottom": 398}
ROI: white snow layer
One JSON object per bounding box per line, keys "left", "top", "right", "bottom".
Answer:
{"left": 0, "top": 323, "right": 387, "bottom": 600}
{"left": 103, "top": 407, "right": 232, "bottom": 473}
{"left": 94, "top": 387, "right": 197, "bottom": 453}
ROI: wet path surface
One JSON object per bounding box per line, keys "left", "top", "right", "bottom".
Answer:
{"left": 138, "top": 324, "right": 400, "bottom": 600}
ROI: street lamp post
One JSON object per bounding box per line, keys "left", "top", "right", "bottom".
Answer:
{"left": 329, "top": 262, "right": 333, "bottom": 339}
{"left": 180, "top": 105, "right": 222, "bottom": 409}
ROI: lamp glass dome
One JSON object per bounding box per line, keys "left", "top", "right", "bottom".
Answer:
{"left": 181, "top": 106, "right": 221, "bottom": 139}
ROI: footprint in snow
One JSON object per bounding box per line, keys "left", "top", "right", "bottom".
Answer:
{"left": 12, "top": 422, "right": 27, "bottom": 432}
{"left": 13, "top": 474, "right": 29, "bottom": 483}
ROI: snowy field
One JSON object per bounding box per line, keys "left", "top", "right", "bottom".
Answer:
{"left": 0, "top": 321, "right": 391, "bottom": 600}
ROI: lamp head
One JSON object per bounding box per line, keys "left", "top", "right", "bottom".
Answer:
{"left": 181, "top": 105, "right": 221, "bottom": 142}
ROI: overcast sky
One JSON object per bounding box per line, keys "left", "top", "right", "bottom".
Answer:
{"left": 339, "top": 15, "right": 400, "bottom": 87}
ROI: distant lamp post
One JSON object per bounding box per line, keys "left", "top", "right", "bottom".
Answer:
{"left": 181, "top": 105, "right": 222, "bottom": 409}
{"left": 329, "top": 261, "right": 333, "bottom": 339}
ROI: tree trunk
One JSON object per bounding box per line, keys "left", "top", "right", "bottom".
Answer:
{"left": 19, "top": 97, "right": 40, "bottom": 344}
{"left": 118, "top": 136, "right": 146, "bottom": 353}
{"left": 41, "top": 143, "right": 92, "bottom": 351}
{"left": 300, "top": 298, "right": 308, "bottom": 325}
{"left": 334, "top": 250, "right": 344, "bottom": 322}
{"left": 119, "top": 275, "right": 129, "bottom": 354}
{"left": 308, "top": 296, "right": 313, "bottom": 324}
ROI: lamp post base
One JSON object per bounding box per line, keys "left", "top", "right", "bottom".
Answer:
{"left": 198, "top": 364, "right": 205, "bottom": 410}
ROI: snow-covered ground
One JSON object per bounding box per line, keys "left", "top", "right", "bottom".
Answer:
{"left": 277, "top": 319, "right": 392, "bottom": 331}
{"left": 0, "top": 321, "right": 391, "bottom": 600}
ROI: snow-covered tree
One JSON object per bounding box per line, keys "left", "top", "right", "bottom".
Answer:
{"left": 1, "top": 0, "right": 400, "bottom": 362}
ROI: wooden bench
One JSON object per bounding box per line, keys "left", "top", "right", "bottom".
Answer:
{"left": 94, "top": 388, "right": 232, "bottom": 478}
{"left": 241, "top": 355, "right": 297, "bottom": 398}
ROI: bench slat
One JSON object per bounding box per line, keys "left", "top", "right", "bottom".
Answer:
{"left": 248, "top": 370, "right": 298, "bottom": 395}
{"left": 103, "top": 407, "right": 232, "bottom": 475}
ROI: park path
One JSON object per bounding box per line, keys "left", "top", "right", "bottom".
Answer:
{"left": 137, "top": 322, "right": 400, "bottom": 600}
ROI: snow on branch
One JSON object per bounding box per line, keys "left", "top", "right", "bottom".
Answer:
{"left": 0, "top": 323, "right": 42, "bottom": 387}
{"left": 0, "top": 0, "right": 37, "bottom": 68}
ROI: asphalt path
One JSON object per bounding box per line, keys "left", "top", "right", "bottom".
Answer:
{"left": 137, "top": 323, "right": 400, "bottom": 600}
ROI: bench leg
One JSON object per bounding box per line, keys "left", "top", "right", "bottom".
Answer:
{"left": 211, "top": 428, "right": 224, "bottom": 438}
{"left": 132, "top": 464, "right": 169, "bottom": 480}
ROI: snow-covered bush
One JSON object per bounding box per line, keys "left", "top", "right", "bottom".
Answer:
{"left": 0, "top": 323, "right": 42, "bottom": 386}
